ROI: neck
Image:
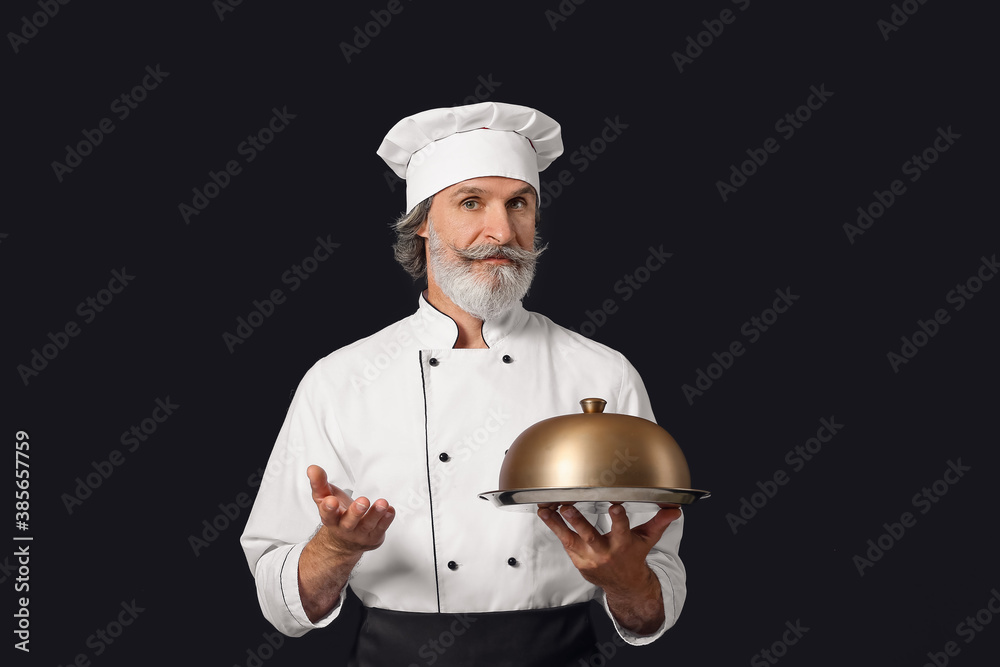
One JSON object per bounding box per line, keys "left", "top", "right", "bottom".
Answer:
{"left": 424, "top": 285, "right": 488, "bottom": 349}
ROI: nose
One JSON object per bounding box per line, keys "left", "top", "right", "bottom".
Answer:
{"left": 482, "top": 203, "right": 516, "bottom": 245}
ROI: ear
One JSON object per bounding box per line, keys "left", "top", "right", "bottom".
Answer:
{"left": 416, "top": 218, "right": 430, "bottom": 239}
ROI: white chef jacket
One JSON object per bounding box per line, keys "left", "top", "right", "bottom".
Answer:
{"left": 240, "top": 295, "right": 686, "bottom": 646}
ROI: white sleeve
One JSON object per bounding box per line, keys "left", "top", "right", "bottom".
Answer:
{"left": 595, "top": 354, "right": 687, "bottom": 645}
{"left": 240, "top": 364, "right": 355, "bottom": 636}
{"left": 595, "top": 514, "right": 686, "bottom": 646}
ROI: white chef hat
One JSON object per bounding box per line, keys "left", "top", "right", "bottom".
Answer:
{"left": 377, "top": 102, "right": 564, "bottom": 213}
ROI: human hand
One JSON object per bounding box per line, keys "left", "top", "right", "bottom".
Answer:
{"left": 307, "top": 464, "right": 395, "bottom": 559}
{"left": 536, "top": 503, "right": 680, "bottom": 596}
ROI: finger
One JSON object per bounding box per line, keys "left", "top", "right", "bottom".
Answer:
{"left": 559, "top": 505, "right": 602, "bottom": 545}
{"left": 373, "top": 505, "right": 396, "bottom": 534}
{"left": 633, "top": 508, "right": 682, "bottom": 545}
{"left": 307, "top": 465, "right": 334, "bottom": 501}
{"left": 337, "top": 496, "right": 371, "bottom": 532}
{"left": 318, "top": 493, "right": 341, "bottom": 513}
{"left": 607, "top": 503, "right": 632, "bottom": 544}
{"left": 313, "top": 493, "right": 347, "bottom": 527}
{"left": 308, "top": 465, "right": 354, "bottom": 509}
{"left": 354, "top": 498, "right": 392, "bottom": 534}
{"left": 307, "top": 465, "right": 343, "bottom": 526}
{"left": 537, "top": 507, "right": 579, "bottom": 551}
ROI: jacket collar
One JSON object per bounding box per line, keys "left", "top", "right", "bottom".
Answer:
{"left": 410, "top": 292, "right": 529, "bottom": 349}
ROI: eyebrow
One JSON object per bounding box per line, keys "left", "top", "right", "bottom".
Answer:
{"left": 449, "top": 185, "right": 537, "bottom": 199}
{"left": 450, "top": 186, "right": 488, "bottom": 198}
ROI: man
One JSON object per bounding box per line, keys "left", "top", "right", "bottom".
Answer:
{"left": 241, "top": 102, "right": 686, "bottom": 666}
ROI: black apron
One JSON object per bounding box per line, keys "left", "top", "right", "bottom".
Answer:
{"left": 348, "top": 603, "right": 598, "bottom": 667}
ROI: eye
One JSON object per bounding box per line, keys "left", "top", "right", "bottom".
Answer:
{"left": 461, "top": 199, "right": 480, "bottom": 210}
{"left": 508, "top": 198, "right": 526, "bottom": 210}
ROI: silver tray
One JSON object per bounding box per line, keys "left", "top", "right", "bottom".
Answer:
{"left": 478, "top": 486, "right": 711, "bottom": 513}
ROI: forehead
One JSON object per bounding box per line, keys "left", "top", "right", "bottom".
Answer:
{"left": 438, "top": 176, "right": 537, "bottom": 200}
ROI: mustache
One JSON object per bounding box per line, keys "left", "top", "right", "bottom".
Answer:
{"left": 450, "top": 241, "right": 547, "bottom": 264}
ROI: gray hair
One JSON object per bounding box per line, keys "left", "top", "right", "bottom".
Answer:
{"left": 391, "top": 195, "right": 543, "bottom": 280}
{"left": 392, "top": 196, "right": 435, "bottom": 280}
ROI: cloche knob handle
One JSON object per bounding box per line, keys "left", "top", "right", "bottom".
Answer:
{"left": 579, "top": 398, "right": 607, "bottom": 414}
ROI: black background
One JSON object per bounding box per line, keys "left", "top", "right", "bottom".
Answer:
{"left": 4, "top": 1, "right": 998, "bottom": 665}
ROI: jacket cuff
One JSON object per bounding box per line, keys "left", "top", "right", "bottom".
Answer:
{"left": 283, "top": 541, "right": 347, "bottom": 630}
{"left": 597, "top": 562, "right": 676, "bottom": 646}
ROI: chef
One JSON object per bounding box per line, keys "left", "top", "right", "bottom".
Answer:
{"left": 241, "top": 102, "right": 686, "bottom": 666}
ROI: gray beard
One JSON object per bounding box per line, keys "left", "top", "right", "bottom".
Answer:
{"left": 427, "top": 222, "right": 545, "bottom": 321}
